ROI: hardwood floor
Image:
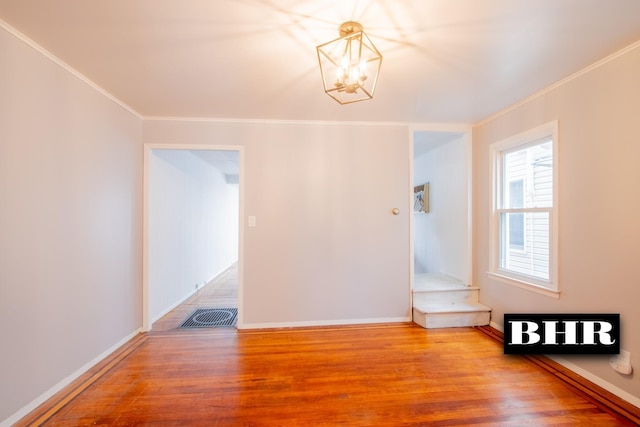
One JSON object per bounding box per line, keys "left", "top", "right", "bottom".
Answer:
{"left": 17, "top": 323, "right": 636, "bottom": 426}
{"left": 152, "top": 263, "right": 238, "bottom": 332}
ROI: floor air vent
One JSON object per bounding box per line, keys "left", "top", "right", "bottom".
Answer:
{"left": 180, "top": 308, "right": 237, "bottom": 328}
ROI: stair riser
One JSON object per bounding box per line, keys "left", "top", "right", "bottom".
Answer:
{"left": 413, "top": 309, "right": 490, "bottom": 329}
{"left": 414, "top": 274, "right": 466, "bottom": 289}
{"left": 413, "top": 289, "right": 479, "bottom": 305}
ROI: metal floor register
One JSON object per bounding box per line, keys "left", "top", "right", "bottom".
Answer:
{"left": 179, "top": 308, "right": 238, "bottom": 328}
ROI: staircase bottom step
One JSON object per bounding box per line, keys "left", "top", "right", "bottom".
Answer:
{"left": 413, "top": 303, "right": 491, "bottom": 329}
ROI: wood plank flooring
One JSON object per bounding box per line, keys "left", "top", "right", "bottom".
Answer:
{"left": 152, "top": 263, "right": 238, "bottom": 332}
{"left": 17, "top": 323, "right": 635, "bottom": 426}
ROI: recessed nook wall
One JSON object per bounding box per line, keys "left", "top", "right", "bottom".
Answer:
{"left": 413, "top": 131, "right": 470, "bottom": 283}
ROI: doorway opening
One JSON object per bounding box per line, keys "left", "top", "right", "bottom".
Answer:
{"left": 411, "top": 130, "right": 471, "bottom": 289}
{"left": 143, "top": 145, "right": 244, "bottom": 331}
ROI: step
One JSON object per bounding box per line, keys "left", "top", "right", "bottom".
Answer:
{"left": 412, "top": 302, "right": 491, "bottom": 329}
{"left": 413, "top": 287, "right": 480, "bottom": 305}
{"left": 414, "top": 273, "right": 467, "bottom": 291}
{"left": 413, "top": 273, "right": 481, "bottom": 305}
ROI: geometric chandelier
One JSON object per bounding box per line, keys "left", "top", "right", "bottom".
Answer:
{"left": 316, "top": 21, "right": 383, "bottom": 104}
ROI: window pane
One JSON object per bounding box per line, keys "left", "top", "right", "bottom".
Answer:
{"left": 509, "top": 212, "right": 524, "bottom": 249}
{"left": 509, "top": 179, "right": 524, "bottom": 208}
{"left": 499, "top": 212, "right": 549, "bottom": 281}
{"left": 503, "top": 140, "right": 553, "bottom": 208}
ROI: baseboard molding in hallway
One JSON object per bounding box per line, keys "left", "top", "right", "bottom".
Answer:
{"left": 152, "top": 262, "right": 239, "bottom": 331}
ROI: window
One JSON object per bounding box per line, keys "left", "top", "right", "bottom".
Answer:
{"left": 489, "top": 122, "right": 558, "bottom": 297}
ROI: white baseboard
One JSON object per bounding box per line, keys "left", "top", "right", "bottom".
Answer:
{"left": 1, "top": 328, "right": 142, "bottom": 427}
{"left": 207, "top": 261, "right": 237, "bottom": 284}
{"left": 151, "top": 262, "right": 239, "bottom": 325}
{"left": 490, "top": 320, "right": 504, "bottom": 332}
{"left": 487, "top": 320, "right": 640, "bottom": 410}
{"left": 151, "top": 288, "right": 198, "bottom": 324}
{"left": 548, "top": 355, "right": 640, "bottom": 409}
{"left": 238, "top": 316, "right": 411, "bottom": 330}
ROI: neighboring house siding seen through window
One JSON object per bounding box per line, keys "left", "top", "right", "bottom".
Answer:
{"left": 489, "top": 122, "right": 559, "bottom": 298}
{"left": 508, "top": 179, "right": 525, "bottom": 251}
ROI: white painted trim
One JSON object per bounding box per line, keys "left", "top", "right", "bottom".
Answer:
{"left": 142, "top": 148, "right": 150, "bottom": 331}
{"left": 464, "top": 131, "right": 474, "bottom": 287}
{"left": 548, "top": 356, "right": 640, "bottom": 409}
{"left": 142, "top": 144, "right": 245, "bottom": 331}
{"left": 408, "top": 127, "right": 415, "bottom": 318}
{"left": 144, "top": 115, "right": 472, "bottom": 129}
{"left": 475, "top": 40, "right": 640, "bottom": 127}
{"left": 487, "top": 321, "right": 640, "bottom": 410}
{"left": 0, "top": 18, "right": 142, "bottom": 120}
{"left": 151, "top": 288, "right": 198, "bottom": 324}
{"left": 239, "top": 317, "right": 411, "bottom": 330}
{"left": 0, "top": 328, "right": 142, "bottom": 427}
{"left": 488, "top": 121, "right": 559, "bottom": 293}
{"left": 235, "top": 160, "right": 246, "bottom": 329}
{"left": 487, "top": 272, "right": 560, "bottom": 299}
{"left": 408, "top": 123, "right": 472, "bottom": 134}
{"left": 490, "top": 321, "right": 504, "bottom": 332}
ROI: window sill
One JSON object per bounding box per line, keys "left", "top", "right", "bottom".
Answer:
{"left": 487, "top": 271, "right": 560, "bottom": 299}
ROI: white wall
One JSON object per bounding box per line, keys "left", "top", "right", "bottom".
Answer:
{"left": 473, "top": 43, "right": 640, "bottom": 404}
{"left": 143, "top": 120, "right": 412, "bottom": 328}
{"left": 0, "top": 25, "right": 142, "bottom": 424}
{"left": 149, "top": 150, "right": 238, "bottom": 322}
{"left": 413, "top": 137, "right": 469, "bottom": 281}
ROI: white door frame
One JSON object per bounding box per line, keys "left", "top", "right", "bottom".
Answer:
{"left": 142, "top": 143, "right": 245, "bottom": 331}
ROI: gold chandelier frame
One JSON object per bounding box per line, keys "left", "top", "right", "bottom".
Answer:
{"left": 316, "top": 21, "right": 383, "bottom": 105}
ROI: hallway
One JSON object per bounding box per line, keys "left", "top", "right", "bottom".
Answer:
{"left": 152, "top": 263, "right": 238, "bottom": 331}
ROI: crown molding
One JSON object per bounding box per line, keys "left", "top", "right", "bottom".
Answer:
{"left": 0, "top": 18, "right": 143, "bottom": 120}
{"left": 143, "top": 115, "right": 471, "bottom": 130}
{"left": 475, "top": 39, "right": 640, "bottom": 127}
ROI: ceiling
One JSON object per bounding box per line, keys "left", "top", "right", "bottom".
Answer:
{"left": 414, "top": 131, "right": 463, "bottom": 158}
{"left": 192, "top": 150, "right": 239, "bottom": 176}
{"left": 1, "top": 0, "right": 640, "bottom": 124}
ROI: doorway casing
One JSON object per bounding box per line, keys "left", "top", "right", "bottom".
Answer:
{"left": 142, "top": 144, "right": 245, "bottom": 331}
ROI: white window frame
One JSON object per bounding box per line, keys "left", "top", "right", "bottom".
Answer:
{"left": 488, "top": 121, "right": 559, "bottom": 298}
